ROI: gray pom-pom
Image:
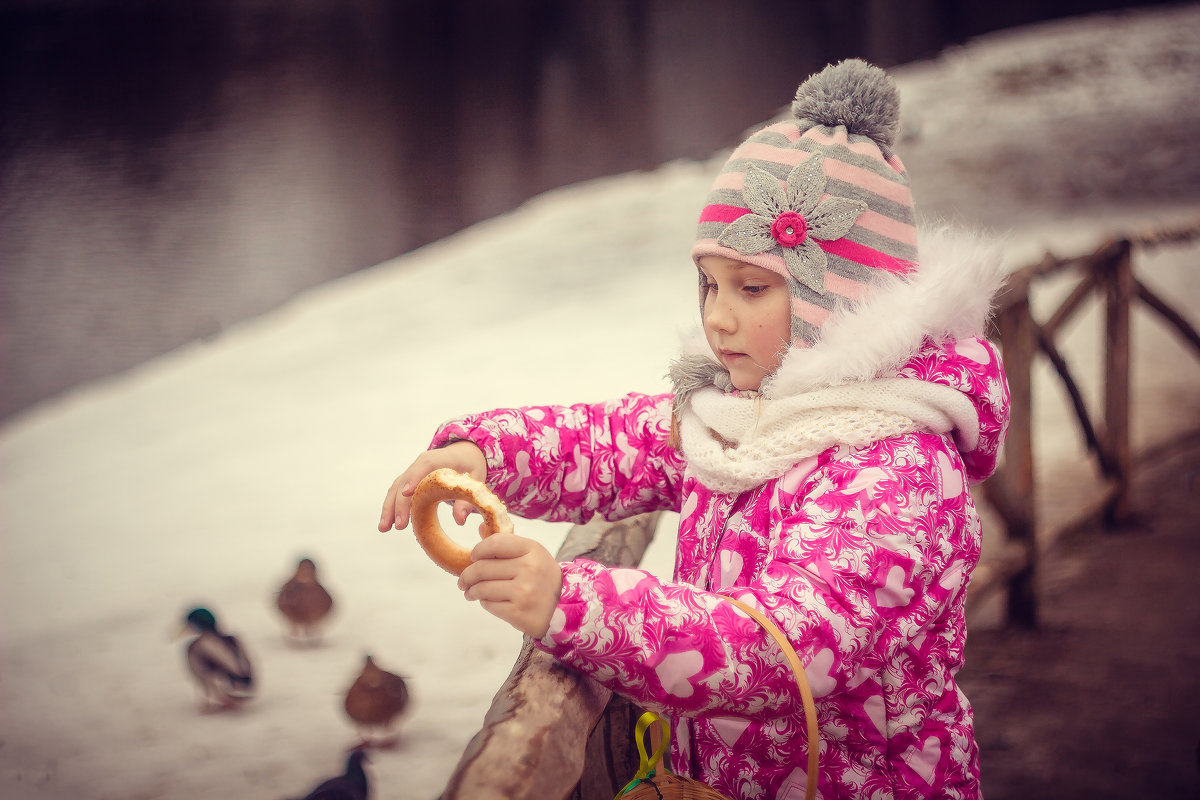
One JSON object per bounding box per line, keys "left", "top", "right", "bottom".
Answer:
{"left": 791, "top": 59, "right": 900, "bottom": 149}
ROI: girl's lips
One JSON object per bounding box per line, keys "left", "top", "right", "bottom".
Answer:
{"left": 720, "top": 350, "right": 746, "bottom": 360}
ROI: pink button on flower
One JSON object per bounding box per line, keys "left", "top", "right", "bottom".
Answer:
{"left": 770, "top": 211, "right": 808, "bottom": 247}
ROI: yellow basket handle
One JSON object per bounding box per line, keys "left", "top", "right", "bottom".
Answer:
{"left": 722, "top": 594, "right": 820, "bottom": 800}
{"left": 615, "top": 596, "right": 820, "bottom": 800}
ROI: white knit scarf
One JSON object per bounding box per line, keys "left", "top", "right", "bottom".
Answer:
{"left": 677, "top": 378, "right": 980, "bottom": 494}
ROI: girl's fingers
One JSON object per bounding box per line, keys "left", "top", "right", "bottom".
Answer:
{"left": 450, "top": 501, "right": 496, "bottom": 538}
{"left": 393, "top": 480, "right": 415, "bottom": 530}
{"left": 379, "top": 442, "right": 487, "bottom": 532}
{"left": 448, "top": 502, "right": 508, "bottom": 537}
{"left": 479, "top": 599, "right": 511, "bottom": 614}
{"left": 379, "top": 473, "right": 419, "bottom": 531}
{"left": 478, "top": 600, "right": 522, "bottom": 630}
{"left": 470, "top": 533, "right": 530, "bottom": 560}
{"left": 458, "top": 554, "right": 522, "bottom": 593}
{"left": 463, "top": 580, "right": 516, "bottom": 603}
{"left": 393, "top": 478, "right": 417, "bottom": 530}
{"left": 452, "top": 499, "right": 476, "bottom": 526}
{"left": 378, "top": 477, "right": 404, "bottom": 531}
{"left": 457, "top": 537, "right": 561, "bottom": 639}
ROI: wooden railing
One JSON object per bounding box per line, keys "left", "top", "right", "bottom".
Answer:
{"left": 438, "top": 219, "right": 1200, "bottom": 798}
{"left": 978, "top": 220, "right": 1200, "bottom": 627}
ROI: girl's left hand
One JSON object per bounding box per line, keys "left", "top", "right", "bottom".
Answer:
{"left": 458, "top": 534, "right": 563, "bottom": 639}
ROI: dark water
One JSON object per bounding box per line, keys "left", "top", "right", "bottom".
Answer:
{"left": 0, "top": 0, "right": 1164, "bottom": 422}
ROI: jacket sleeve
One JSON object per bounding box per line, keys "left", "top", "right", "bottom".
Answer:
{"left": 429, "top": 392, "right": 686, "bottom": 523}
{"left": 535, "top": 433, "right": 978, "bottom": 719}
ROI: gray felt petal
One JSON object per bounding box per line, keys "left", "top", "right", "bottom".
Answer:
{"left": 741, "top": 167, "right": 789, "bottom": 218}
{"left": 784, "top": 239, "right": 828, "bottom": 294}
{"left": 808, "top": 197, "right": 868, "bottom": 241}
{"left": 717, "top": 214, "right": 777, "bottom": 256}
{"left": 786, "top": 153, "right": 828, "bottom": 216}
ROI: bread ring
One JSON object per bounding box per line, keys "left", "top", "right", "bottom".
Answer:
{"left": 410, "top": 468, "right": 514, "bottom": 576}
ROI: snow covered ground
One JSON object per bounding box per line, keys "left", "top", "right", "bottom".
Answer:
{"left": 3, "top": 5, "right": 1199, "bottom": 798}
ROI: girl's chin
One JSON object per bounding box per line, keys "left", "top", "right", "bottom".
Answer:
{"left": 714, "top": 352, "right": 768, "bottom": 392}
{"left": 728, "top": 372, "right": 764, "bottom": 392}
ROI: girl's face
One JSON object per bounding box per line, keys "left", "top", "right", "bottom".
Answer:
{"left": 698, "top": 255, "right": 792, "bottom": 391}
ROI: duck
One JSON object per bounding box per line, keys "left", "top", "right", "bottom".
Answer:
{"left": 343, "top": 655, "right": 410, "bottom": 748}
{"left": 275, "top": 556, "right": 335, "bottom": 644}
{"left": 289, "top": 748, "right": 370, "bottom": 800}
{"left": 180, "top": 606, "right": 255, "bottom": 711}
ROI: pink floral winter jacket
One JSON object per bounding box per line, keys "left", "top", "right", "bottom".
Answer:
{"left": 430, "top": 338, "right": 1009, "bottom": 800}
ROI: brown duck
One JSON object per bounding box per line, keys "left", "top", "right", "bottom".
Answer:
{"left": 275, "top": 557, "right": 334, "bottom": 643}
{"left": 343, "top": 655, "right": 410, "bottom": 749}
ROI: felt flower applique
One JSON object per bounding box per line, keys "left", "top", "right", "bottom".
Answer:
{"left": 717, "top": 153, "right": 867, "bottom": 294}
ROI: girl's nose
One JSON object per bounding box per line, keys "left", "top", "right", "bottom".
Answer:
{"left": 704, "top": 296, "right": 735, "bottom": 333}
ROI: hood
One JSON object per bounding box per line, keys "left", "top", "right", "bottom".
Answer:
{"left": 673, "top": 224, "right": 1011, "bottom": 482}
{"left": 891, "top": 335, "right": 1010, "bottom": 483}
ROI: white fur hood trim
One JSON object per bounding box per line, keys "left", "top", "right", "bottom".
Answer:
{"left": 765, "top": 224, "right": 1007, "bottom": 396}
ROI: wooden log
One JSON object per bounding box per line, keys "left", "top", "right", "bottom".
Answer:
{"left": 569, "top": 693, "right": 644, "bottom": 800}
{"left": 1102, "top": 240, "right": 1134, "bottom": 525}
{"left": 439, "top": 512, "right": 662, "bottom": 800}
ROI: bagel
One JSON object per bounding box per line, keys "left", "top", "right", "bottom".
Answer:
{"left": 410, "top": 468, "right": 514, "bottom": 576}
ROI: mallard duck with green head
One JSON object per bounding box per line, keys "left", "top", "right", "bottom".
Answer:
{"left": 180, "top": 606, "right": 255, "bottom": 711}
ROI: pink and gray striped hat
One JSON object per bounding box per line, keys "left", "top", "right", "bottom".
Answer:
{"left": 691, "top": 59, "right": 918, "bottom": 347}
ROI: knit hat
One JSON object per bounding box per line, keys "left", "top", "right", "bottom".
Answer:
{"left": 691, "top": 59, "right": 918, "bottom": 349}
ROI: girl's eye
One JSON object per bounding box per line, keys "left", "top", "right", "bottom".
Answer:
{"left": 743, "top": 284, "right": 768, "bottom": 295}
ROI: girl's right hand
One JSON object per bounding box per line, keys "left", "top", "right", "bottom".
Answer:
{"left": 377, "top": 440, "right": 488, "bottom": 532}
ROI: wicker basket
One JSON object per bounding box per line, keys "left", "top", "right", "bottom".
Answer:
{"left": 621, "top": 770, "right": 734, "bottom": 800}
{"left": 615, "top": 595, "right": 819, "bottom": 800}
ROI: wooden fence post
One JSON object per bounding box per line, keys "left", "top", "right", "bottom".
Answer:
{"left": 1102, "top": 239, "right": 1134, "bottom": 525}
{"left": 995, "top": 282, "right": 1039, "bottom": 627}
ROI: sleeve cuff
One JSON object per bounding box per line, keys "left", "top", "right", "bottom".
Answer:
{"left": 536, "top": 558, "right": 606, "bottom": 649}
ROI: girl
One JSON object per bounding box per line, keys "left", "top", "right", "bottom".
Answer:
{"left": 380, "top": 60, "right": 1008, "bottom": 800}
